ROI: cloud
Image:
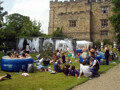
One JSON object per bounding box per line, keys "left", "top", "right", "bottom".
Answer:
{"left": 9, "top": 0, "right": 50, "bottom": 34}
{"left": 7, "top": 0, "right": 66, "bottom": 34}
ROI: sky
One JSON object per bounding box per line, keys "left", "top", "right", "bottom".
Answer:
{"left": 1, "top": 0, "right": 66, "bottom": 34}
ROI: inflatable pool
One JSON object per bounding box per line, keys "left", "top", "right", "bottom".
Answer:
{"left": 79, "top": 55, "right": 90, "bottom": 64}
{"left": 98, "top": 52, "right": 105, "bottom": 59}
{"left": 76, "top": 49, "right": 82, "bottom": 53}
{"left": 79, "top": 55, "right": 102, "bottom": 64}
{"left": 1, "top": 56, "right": 34, "bottom": 72}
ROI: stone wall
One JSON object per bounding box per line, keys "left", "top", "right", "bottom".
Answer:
{"left": 49, "top": 0, "right": 113, "bottom": 41}
{"left": 91, "top": 1, "right": 113, "bottom": 41}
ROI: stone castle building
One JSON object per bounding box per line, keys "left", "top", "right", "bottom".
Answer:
{"left": 48, "top": 0, "right": 113, "bottom": 41}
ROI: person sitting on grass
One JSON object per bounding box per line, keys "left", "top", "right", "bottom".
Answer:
{"left": 66, "top": 59, "right": 72, "bottom": 64}
{"left": 54, "top": 60, "right": 62, "bottom": 72}
{"left": 68, "top": 65, "right": 80, "bottom": 78}
{"left": 90, "top": 56, "right": 100, "bottom": 77}
{"left": 36, "top": 58, "right": 45, "bottom": 72}
{"left": 0, "top": 74, "right": 11, "bottom": 81}
{"left": 78, "top": 61, "right": 92, "bottom": 78}
{"left": 90, "top": 48, "right": 95, "bottom": 57}
{"left": 77, "top": 51, "right": 80, "bottom": 57}
{"left": 63, "top": 64, "right": 70, "bottom": 76}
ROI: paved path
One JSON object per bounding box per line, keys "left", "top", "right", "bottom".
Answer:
{"left": 72, "top": 63, "right": 120, "bottom": 90}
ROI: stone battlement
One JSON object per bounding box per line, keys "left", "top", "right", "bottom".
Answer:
{"left": 50, "top": 0, "right": 86, "bottom": 4}
{"left": 50, "top": 0, "right": 111, "bottom": 8}
{"left": 50, "top": 0, "right": 111, "bottom": 3}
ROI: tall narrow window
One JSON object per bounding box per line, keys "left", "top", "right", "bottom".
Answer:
{"left": 101, "top": 31, "right": 108, "bottom": 36}
{"left": 69, "top": 20, "right": 76, "bottom": 27}
{"left": 101, "top": 19, "right": 108, "bottom": 27}
{"left": 101, "top": 6, "right": 108, "bottom": 14}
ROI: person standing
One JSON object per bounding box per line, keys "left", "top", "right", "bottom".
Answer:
{"left": 82, "top": 45, "right": 89, "bottom": 62}
{"left": 62, "top": 53, "right": 66, "bottom": 63}
{"left": 3, "top": 43, "right": 7, "bottom": 56}
{"left": 26, "top": 43, "right": 30, "bottom": 54}
{"left": 105, "top": 46, "right": 110, "bottom": 65}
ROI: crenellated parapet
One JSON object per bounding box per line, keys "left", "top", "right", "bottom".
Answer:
{"left": 50, "top": 0, "right": 111, "bottom": 3}
{"left": 50, "top": 0, "right": 84, "bottom": 3}
{"left": 50, "top": 0, "right": 89, "bottom": 8}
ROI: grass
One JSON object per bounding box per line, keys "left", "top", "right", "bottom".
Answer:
{"left": 0, "top": 51, "right": 120, "bottom": 90}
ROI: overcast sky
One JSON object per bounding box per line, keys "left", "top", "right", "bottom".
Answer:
{"left": 1, "top": 0, "right": 66, "bottom": 34}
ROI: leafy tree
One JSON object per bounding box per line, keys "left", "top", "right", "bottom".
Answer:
{"left": 109, "top": 0, "right": 120, "bottom": 43}
{"left": 52, "top": 27, "right": 67, "bottom": 37}
{"left": 40, "top": 42, "right": 53, "bottom": 60}
{"left": 93, "top": 40, "right": 101, "bottom": 48}
{"left": 19, "top": 20, "right": 42, "bottom": 37}
{"left": 102, "top": 39, "right": 112, "bottom": 45}
{"left": 0, "top": 1, "right": 7, "bottom": 45}
{"left": 4, "top": 13, "right": 42, "bottom": 41}
{"left": 0, "top": 1, "right": 7, "bottom": 28}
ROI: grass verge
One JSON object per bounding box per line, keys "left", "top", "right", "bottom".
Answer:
{"left": 0, "top": 51, "right": 120, "bottom": 90}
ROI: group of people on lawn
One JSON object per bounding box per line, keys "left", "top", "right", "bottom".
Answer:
{"left": 52, "top": 48, "right": 100, "bottom": 79}
{"left": 1, "top": 44, "right": 111, "bottom": 81}
{"left": 52, "top": 45, "right": 111, "bottom": 78}
{"left": 32, "top": 45, "right": 99, "bottom": 78}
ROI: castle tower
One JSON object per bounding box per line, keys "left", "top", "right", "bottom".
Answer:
{"left": 48, "top": 0, "right": 113, "bottom": 41}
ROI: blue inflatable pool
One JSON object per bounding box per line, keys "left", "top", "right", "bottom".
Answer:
{"left": 1, "top": 56, "right": 34, "bottom": 72}
{"left": 79, "top": 55, "right": 90, "bottom": 64}
{"left": 98, "top": 52, "right": 105, "bottom": 59}
{"left": 76, "top": 49, "right": 82, "bottom": 53}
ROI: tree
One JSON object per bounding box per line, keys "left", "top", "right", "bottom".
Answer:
{"left": 4, "top": 13, "right": 42, "bottom": 41}
{"left": 0, "top": 1, "right": 7, "bottom": 45}
{"left": 40, "top": 41, "right": 53, "bottom": 60}
{"left": 0, "top": 1, "right": 7, "bottom": 28}
{"left": 109, "top": 0, "right": 120, "bottom": 43}
{"left": 93, "top": 40, "right": 101, "bottom": 48}
{"left": 52, "top": 27, "right": 67, "bottom": 37}
{"left": 102, "top": 39, "right": 112, "bottom": 45}
{"left": 19, "top": 20, "right": 42, "bottom": 37}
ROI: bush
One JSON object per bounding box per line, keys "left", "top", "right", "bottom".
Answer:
{"left": 0, "top": 45, "right": 6, "bottom": 51}
{"left": 93, "top": 40, "right": 101, "bottom": 48}
{"left": 40, "top": 41, "right": 53, "bottom": 60}
{"left": 103, "top": 39, "right": 112, "bottom": 45}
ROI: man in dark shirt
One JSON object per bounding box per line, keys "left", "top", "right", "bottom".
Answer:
{"left": 68, "top": 65, "right": 79, "bottom": 77}
{"left": 90, "top": 56, "right": 100, "bottom": 77}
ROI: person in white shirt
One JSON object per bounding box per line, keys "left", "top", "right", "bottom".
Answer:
{"left": 26, "top": 43, "right": 30, "bottom": 54}
{"left": 78, "top": 61, "right": 92, "bottom": 78}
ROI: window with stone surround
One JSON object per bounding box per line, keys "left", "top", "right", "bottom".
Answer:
{"left": 101, "top": 6, "right": 108, "bottom": 14}
{"left": 101, "top": 19, "right": 108, "bottom": 27}
{"left": 69, "top": 20, "right": 76, "bottom": 27}
{"left": 101, "top": 31, "right": 109, "bottom": 36}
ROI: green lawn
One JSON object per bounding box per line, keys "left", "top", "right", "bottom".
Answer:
{"left": 0, "top": 52, "right": 120, "bottom": 90}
